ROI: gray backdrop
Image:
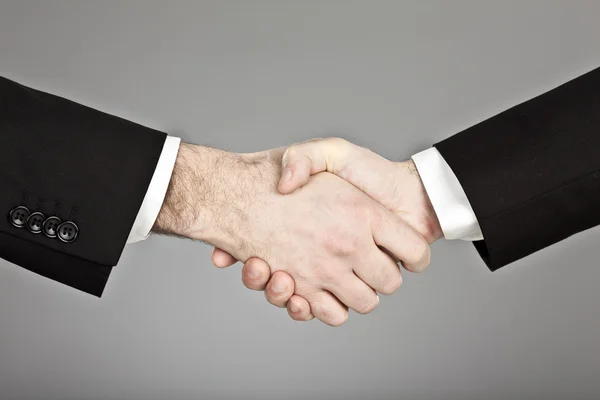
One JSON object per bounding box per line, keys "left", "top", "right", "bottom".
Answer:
{"left": 1, "top": 1, "right": 599, "bottom": 399}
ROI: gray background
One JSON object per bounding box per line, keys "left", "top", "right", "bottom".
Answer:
{"left": 0, "top": 1, "right": 599, "bottom": 399}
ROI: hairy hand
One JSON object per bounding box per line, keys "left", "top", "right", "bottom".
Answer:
{"left": 212, "top": 138, "right": 442, "bottom": 323}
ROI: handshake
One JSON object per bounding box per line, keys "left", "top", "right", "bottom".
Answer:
{"left": 153, "top": 137, "right": 442, "bottom": 326}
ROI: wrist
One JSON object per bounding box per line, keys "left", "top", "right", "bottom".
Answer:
{"left": 153, "top": 143, "right": 241, "bottom": 245}
{"left": 397, "top": 160, "right": 443, "bottom": 243}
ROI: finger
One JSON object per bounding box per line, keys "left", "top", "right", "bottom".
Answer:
{"left": 303, "top": 291, "right": 349, "bottom": 327}
{"left": 324, "top": 273, "right": 380, "bottom": 314}
{"left": 400, "top": 248, "right": 431, "bottom": 273}
{"left": 278, "top": 138, "right": 352, "bottom": 194}
{"left": 211, "top": 248, "right": 238, "bottom": 268}
{"left": 287, "top": 295, "right": 314, "bottom": 321}
{"left": 265, "top": 271, "right": 296, "bottom": 308}
{"left": 372, "top": 209, "right": 431, "bottom": 273}
{"left": 278, "top": 152, "right": 314, "bottom": 195}
{"left": 241, "top": 258, "right": 272, "bottom": 291}
{"left": 353, "top": 247, "right": 403, "bottom": 296}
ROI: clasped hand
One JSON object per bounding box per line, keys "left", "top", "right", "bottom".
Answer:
{"left": 210, "top": 138, "right": 442, "bottom": 326}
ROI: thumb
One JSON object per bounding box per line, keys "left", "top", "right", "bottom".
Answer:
{"left": 277, "top": 138, "right": 353, "bottom": 194}
{"left": 211, "top": 247, "right": 238, "bottom": 268}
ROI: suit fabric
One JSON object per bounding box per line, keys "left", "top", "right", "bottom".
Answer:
{"left": 436, "top": 67, "right": 600, "bottom": 270}
{"left": 0, "top": 76, "right": 166, "bottom": 296}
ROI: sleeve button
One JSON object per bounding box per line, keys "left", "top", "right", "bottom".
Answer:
{"left": 42, "top": 216, "right": 62, "bottom": 238}
{"left": 9, "top": 206, "right": 31, "bottom": 228}
{"left": 26, "top": 212, "right": 46, "bottom": 234}
{"left": 57, "top": 221, "right": 79, "bottom": 243}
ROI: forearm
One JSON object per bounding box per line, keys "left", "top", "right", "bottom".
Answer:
{"left": 151, "top": 142, "right": 277, "bottom": 259}
{"left": 153, "top": 143, "right": 228, "bottom": 241}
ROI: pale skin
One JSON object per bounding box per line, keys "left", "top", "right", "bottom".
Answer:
{"left": 153, "top": 141, "right": 431, "bottom": 326}
{"left": 210, "top": 138, "right": 443, "bottom": 324}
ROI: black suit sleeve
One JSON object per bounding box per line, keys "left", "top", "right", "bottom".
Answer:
{"left": 435, "top": 66, "right": 600, "bottom": 270}
{"left": 0, "top": 76, "right": 167, "bottom": 296}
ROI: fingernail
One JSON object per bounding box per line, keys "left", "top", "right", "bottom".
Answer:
{"left": 290, "top": 304, "right": 300, "bottom": 313}
{"left": 280, "top": 168, "right": 293, "bottom": 185}
{"left": 272, "top": 281, "right": 287, "bottom": 293}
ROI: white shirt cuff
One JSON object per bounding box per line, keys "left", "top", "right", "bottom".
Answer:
{"left": 126, "top": 136, "right": 181, "bottom": 243}
{"left": 411, "top": 147, "right": 483, "bottom": 241}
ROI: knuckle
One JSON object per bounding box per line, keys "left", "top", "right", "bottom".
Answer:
{"left": 407, "top": 240, "right": 429, "bottom": 265}
{"left": 328, "top": 311, "right": 349, "bottom": 327}
{"left": 282, "top": 146, "right": 296, "bottom": 162}
{"left": 288, "top": 298, "right": 304, "bottom": 314}
{"left": 321, "top": 235, "right": 341, "bottom": 255}
{"left": 309, "top": 299, "right": 347, "bottom": 327}
{"left": 266, "top": 283, "right": 283, "bottom": 298}
{"left": 325, "top": 137, "right": 353, "bottom": 163}
{"left": 380, "top": 275, "right": 403, "bottom": 295}
{"left": 242, "top": 274, "right": 262, "bottom": 290}
{"left": 309, "top": 300, "right": 329, "bottom": 320}
{"left": 265, "top": 291, "right": 286, "bottom": 307}
{"left": 264, "top": 287, "right": 278, "bottom": 301}
{"left": 356, "top": 296, "right": 379, "bottom": 315}
{"left": 242, "top": 264, "right": 259, "bottom": 280}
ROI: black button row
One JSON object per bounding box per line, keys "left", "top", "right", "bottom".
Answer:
{"left": 9, "top": 206, "right": 78, "bottom": 243}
